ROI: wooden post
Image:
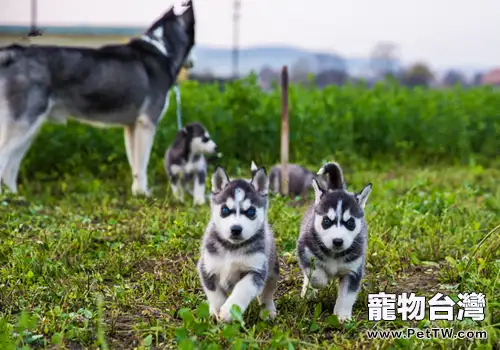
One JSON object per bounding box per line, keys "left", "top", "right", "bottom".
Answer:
{"left": 280, "top": 66, "right": 289, "bottom": 195}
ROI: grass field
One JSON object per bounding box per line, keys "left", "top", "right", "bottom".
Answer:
{"left": 1, "top": 160, "right": 499, "bottom": 349}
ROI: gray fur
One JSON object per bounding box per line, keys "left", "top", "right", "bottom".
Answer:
{"left": 0, "top": 1, "right": 196, "bottom": 197}
{"left": 197, "top": 166, "right": 279, "bottom": 322}
{"left": 250, "top": 160, "right": 332, "bottom": 197}
{"left": 164, "top": 122, "right": 217, "bottom": 205}
{"left": 297, "top": 161, "right": 372, "bottom": 321}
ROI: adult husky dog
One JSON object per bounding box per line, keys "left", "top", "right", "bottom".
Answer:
{"left": 0, "top": 1, "right": 195, "bottom": 196}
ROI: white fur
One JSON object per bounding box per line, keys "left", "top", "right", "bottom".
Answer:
{"left": 202, "top": 247, "right": 269, "bottom": 321}
{"left": 158, "top": 90, "right": 172, "bottom": 123}
{"left": 213, "top": 196, "right": 265, "bottom": 242}
{"left": 0, "top": 95, "right": 50, "bottom": 193}
{"left": 130, "top": 114, "right": 156, "bottom": 196}
{"left": 312, "top": 179, "right": 323, "bottom": 204}
{"left": 168, "top": 128, "right": 217, "bottom": 205}
{"left": 191, "top": 133, "right": 217, "bottom": 154}
{"left": 140, "top": 27, "right": 169, "bottom": 56}
{"left": 356, "top": 184, "right": 372, "bottom": 209}
{"left": 300, "top": 244, "right": 364, "bottom": 321}
{"left": 170, "top": 155, "right": 207, "bottom": 204}
{"left": 169, "top": 164, "right": 185, "bottom": 203}
{"left": 334, "top": 276, "right": 359, "bottom": 321}
{"left": 201, "top": 168, "right": 277, "bottom": 322}
{"left": 313, "top": 208, "right": 362, "bottom": 251}
{"left": 250, "top": 160, "right": 258, "bottom": 172}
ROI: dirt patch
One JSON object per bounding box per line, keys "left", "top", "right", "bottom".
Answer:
{"left": 389, "top": 265, "right": 444, "bottom": 296}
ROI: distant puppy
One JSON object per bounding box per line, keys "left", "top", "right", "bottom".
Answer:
{"left": 250, "top": 161, "right": 330, "bottom": 197}
{"left": 197, "top": 166, "right": 279, "bottom": 322}
{"left": 297, "top": 162, "right": 372, "bottom": 322}
{"left": 164, "top": 122, "right": 217, "bottom": 205}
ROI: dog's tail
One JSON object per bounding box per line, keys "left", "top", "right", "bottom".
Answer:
{"left": 317, "top": 162, "right": 345, "bottom": 190}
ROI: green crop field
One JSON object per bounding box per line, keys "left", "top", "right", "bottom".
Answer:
{"left": 1, "top": 77, "right": 499, "bottom": 349}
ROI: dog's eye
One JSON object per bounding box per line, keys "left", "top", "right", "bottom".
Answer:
{"left": 344, "top": 218, "right": 356, "bottom": 231}
{"left": 202, "top": 136, "right": 209, "bottom": 142}
{"left": 322, "top": 216, "right": 333, "bottom": 229}
{"left": 221, "top": 205, "right": 231, "bottom": 217}
{"left": 246, "top": 207, "right": 256, "bottom": 218}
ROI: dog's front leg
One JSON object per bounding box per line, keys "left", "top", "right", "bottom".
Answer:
{"left": 3, "top": 136, "right": 34, "bottom": 194}
{"left": 198, "top": 260, "right": 226, "bottom": 319}
{"left": 333, "top": 271, "right": 362, "bottom": 322}
{"left": 131, "top": 116, "right": 156, "bottom": 197}
{"left": 193, "top": 170, "right": 206, "bottom": 205}
{"left": 170, "top": 173, "right": 184, "bottom": 203}
{"left": 219, "top": 269, "right": 266, "bottom": 322}
{"left": 300, "top": 267, "right": 328, "bottom": 298}
{"left": 124, "top": 125, "right": 135, "bottom": 174}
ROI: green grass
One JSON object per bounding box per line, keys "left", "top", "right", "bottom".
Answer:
{"left": 1, "top": 161, "right": 499, "bottom": 349}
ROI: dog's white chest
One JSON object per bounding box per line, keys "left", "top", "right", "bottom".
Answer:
{"left": 182, "top": 156, "right": 205, "bottom": 174}
{"left": 205, "top": 251, "right": 265, "bottom": 292}
{"left": 324, "top": 258, "right": 361, "bottom": 278}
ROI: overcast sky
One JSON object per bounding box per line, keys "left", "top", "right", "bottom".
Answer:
{"left": 1, "top": 0, "right": 498, "bottom": 68}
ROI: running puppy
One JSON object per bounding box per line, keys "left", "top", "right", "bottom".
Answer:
{"left": 197, "top": 166, "right": 279, "bottom": 322}
{"left": 164, "top": 122, "right": 217, "bottom": 205}
{"left": 297, "top": 162, "right": 372, "bottom": 322}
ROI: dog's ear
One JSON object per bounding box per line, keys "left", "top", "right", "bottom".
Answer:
{"left": 317, "top": 162, "right": 344, "bottom": 191}
{"left": 355, "top": 183, "right": 372, "bottom": 209}
{"left": 251, "top": 167, "right": 268, "bottom": 196}
{"left": 211, "top": 166, "right": 230, "bottom": 193}
{"left": 311, "top": 177, "right": 326, "bottom": 205}
{"left": 250, "top": 160, "right": 258, "bottom": 172}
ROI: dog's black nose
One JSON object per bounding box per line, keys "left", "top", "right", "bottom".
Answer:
{"left": 332, "top": 238, "right": 343, "bottom": 247}
{"left": 230, "top": 225, "right": 243, "bottom": 237}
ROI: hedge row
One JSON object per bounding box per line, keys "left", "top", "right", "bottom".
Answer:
{"left": 22, "top": 76, "right": 500, "bottom": 181}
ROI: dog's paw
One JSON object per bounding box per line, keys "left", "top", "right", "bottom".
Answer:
{"left": 132, "top": 182, "right": 151, "bottom": 197}
{"left": 193, "top": 197, "right": 206, "bottom": 206}
{"left": 259, "top": 304, "right": 277, "bottom": 321}
{"left": 132, "top": 188, "right": 151, "bottom": 197}
{"left": 334, "top": 309, "right": 352, "bottom": 323}
{"left": 209, "top": 305, "right": 220, "bottom": 320}
{"left": 218, "top": 305, "right": 233, "bottom": 323}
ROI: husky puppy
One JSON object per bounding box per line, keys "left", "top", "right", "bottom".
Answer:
{"left": 250, "top": 160, "right": 331, "bottom": 197}
{"left": 297, "top": 162, "right": 372, "bottom": 322}
{"left": 197, "top": 166, "right": 279, "bottom": 322}
{"left": 0, "top": 1, "right": 195, "bottom": 196}
{"left": 164, "top": 122, "right": 217, "bottom": 205}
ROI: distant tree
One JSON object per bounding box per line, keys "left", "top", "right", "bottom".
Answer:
{"left": 290, "top": 57, "right": 312, "bottom": 83}
{"left": 370, "top": 42, "right": 400, "bottom": 79}
{"left": 258, "top": 65, "right": 279, "bottom": 90}
{"left": 401, "top": 62, "right": 434, "bottom": 87}
{"left": 313, "top": 53, "right": 346, "bottom": 73}
{"left": 311, "top": 53, "right": 348, "bottom": 87}
{"left": 315, "top": 69, "right": 349, "bottom": 87}
{"left": 442, "top": 70, "right": 467, "bottom": 87}
{"left": 472, "top": 72, "right": 484, "bottom": 86}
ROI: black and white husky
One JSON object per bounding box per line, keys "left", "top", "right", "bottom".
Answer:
{"left": 197, "top": 166, "right": 279, "bottom": 322}
{"left": 250, "top": 160, "right": 331, "bottom": 197}
{"left": 164, "top": 122, "right": 217, "bottom": 205}
{"left": 297, "top": 162, "right": 372, "bottom": 322}
{"left": 0, "top": 1, "right": 195, "bottom": 196}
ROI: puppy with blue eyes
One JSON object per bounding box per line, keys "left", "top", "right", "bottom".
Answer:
{"left": 197, "top": 166, "right": 279, "bottom": 322}
{"left": 297, "top": 162, "right": 372, "bottom": 322}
